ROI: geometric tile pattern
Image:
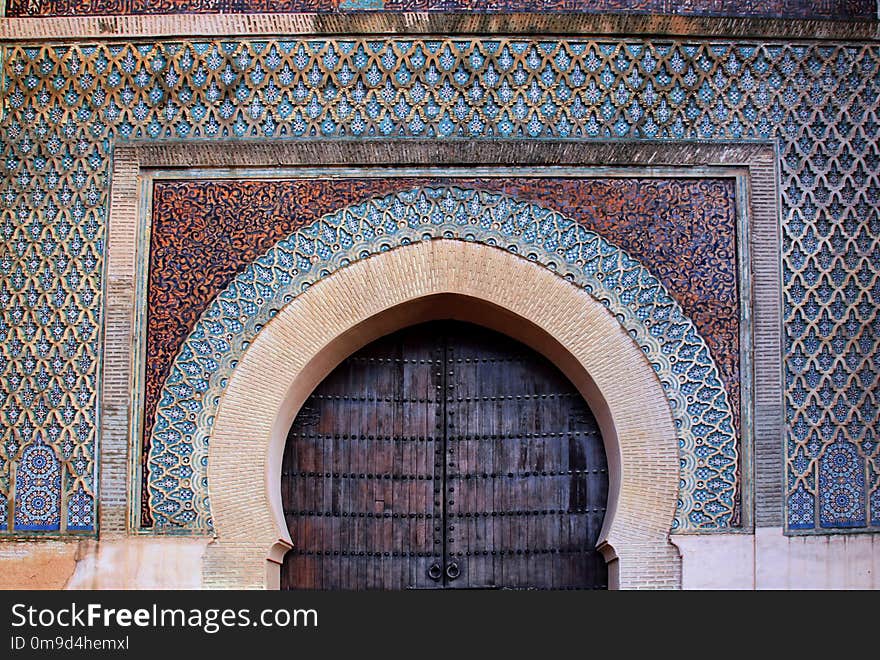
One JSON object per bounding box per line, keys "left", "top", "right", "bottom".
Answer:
{"left": 5, "top": 0, "right": 875, "bottom": 20}
{"left": 0, "top": 38, "right": 878, "bottom": 533}
{"left": 143, "top": 175, "right": 740, "bottom": 528}
{"left": 148, "top": 186, "right": 739, "bottom": 533}
{"left": 12, "top": 433, "right": 62, "bottom": 531}
{"left": 818, "top": 440, "right": 865, "bottom": 527}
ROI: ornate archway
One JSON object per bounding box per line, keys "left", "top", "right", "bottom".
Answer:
{"left": 148, "top": 188, "right": 738, "bottom": 539}
{"left": 201, "top": 239, "right": 682, "bottom": 588}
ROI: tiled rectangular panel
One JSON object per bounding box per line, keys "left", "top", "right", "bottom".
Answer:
{"left": 0, "top": 38, "right": 876, "bottom": 535}
{"left": 142, "top": 176, "right": 741, "bottom": 528}
{"left": 4, "top": 0, "right": 876, "bottom": 19}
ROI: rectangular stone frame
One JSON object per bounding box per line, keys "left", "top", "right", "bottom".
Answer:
{"left": 104, "top": 140, "right": 782, "bottom": 541}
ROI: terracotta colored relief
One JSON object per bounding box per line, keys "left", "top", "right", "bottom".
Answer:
{"left": 5, "top": 0, "right": 875, "bottom": 19}
{"left": 145, "top": 176, "right": 740, "bottom": 519}
{"left": 147, "top": 186, "right": 739, "bottom": 531}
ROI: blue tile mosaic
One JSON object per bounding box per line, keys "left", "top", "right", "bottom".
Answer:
{"left": 0, "top": 38, "right": 877, "bottom": 533}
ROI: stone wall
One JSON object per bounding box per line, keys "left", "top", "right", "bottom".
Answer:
{"left": 0, "top": 11, "right": 878, "bottom": 588}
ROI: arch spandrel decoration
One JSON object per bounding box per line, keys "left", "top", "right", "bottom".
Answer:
{"left": 147, "top": 186, "right": 738, "bottom": 534}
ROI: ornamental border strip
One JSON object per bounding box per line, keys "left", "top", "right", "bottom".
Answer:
{"left": 4, "top": 0, "right": 878, "bottom": 22}
{"left": 1, "top": 14, "right": 879, "bottom": 43}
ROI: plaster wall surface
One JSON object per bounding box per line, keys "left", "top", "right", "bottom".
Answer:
{"left": 674, "top": 528, "right": 880, "bottom": 589}
{"left": 4, "top": 531, "right": 878, "bottom": 589}
{"left": 0, "top": 539, "right": 210, "bottom": 590}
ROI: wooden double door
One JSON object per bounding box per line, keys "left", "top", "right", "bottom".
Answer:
{"left": 281, "top": 321, "right": 608, "bottom": 590}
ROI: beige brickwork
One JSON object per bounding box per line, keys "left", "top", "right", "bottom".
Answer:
{"left": 100, "top": 148, "right": 140, "bottom": 537}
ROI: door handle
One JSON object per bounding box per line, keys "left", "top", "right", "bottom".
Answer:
{"left": 428, "top": 562, "right": 442, "bottom": 581}
{"left": 446, "top": 561, "right": 460, "bottom": 580}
